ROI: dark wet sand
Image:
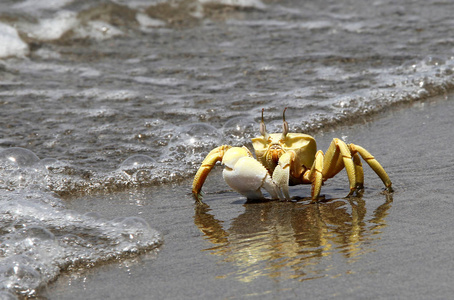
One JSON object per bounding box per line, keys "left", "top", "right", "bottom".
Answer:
{"left": 47, "top": 95, "right": 454, "bottom": 299}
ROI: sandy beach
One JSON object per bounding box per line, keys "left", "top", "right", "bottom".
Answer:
{"left": 44, "top": 94, "right": 454, "bottom": 299}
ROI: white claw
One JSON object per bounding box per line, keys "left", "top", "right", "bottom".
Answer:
{"left": 272, "top": 164, "right": 290, "bottom": 200}
{"left": 272, "top": 152, "right": 292, "bottom": 200}
{"left": 222, "top": 147, "right": 282, "bottom": 200}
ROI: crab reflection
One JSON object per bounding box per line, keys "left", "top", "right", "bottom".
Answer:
{"left": 194, "top": 195, "right": 392, "bottom": 282}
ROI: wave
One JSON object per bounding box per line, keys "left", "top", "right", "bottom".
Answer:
{"left": 1, "top": 52, "right": 453, "bottom": 195}
{"left": 0, "top": 0, "right": 266, "bottom": 58}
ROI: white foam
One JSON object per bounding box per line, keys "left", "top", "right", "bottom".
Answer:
{"left": 34, "top": 48, "right": 62, "bottom": 60}
{"left": 0, "top": 23, "right": 29, "bottom": 58}
{"left": 136, "top": 13, "right": 166, "bottom": 28}
{"left": 199, "top": 0, "right": 266, "bottom": 9}
{"left": 0, "top": 182, "right": 162, "bottom": 297}
{"left": 19, "top": 11, "right": 79, "bottom": 41}
{"left": 12, "top": 0, "right": 74, "bottom": 14}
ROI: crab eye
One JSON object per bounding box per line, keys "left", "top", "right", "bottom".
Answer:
{"left": 260, "top": 108, "right": 270, "bottom": 140}
{"left": 281, "top": 107, "right": 289, "bottom": 140}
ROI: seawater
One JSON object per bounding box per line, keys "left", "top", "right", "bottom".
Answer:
{"left": 0, "top": 0, "right": 453, "bottom": 297}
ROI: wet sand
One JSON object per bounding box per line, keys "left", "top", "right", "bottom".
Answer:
{"left": 47, "top": 95, "right": 454, "bottom": 299}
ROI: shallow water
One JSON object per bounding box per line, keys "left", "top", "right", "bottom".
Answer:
{"left": 0, "top": 0, "right": 454, "bottom": 297}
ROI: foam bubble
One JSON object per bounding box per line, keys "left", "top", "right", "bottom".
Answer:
{"left": 0, "top": 148, "right": 40, "bottom": 169}
{"left": 15, "top": 226, "right": 56, "bottom": 244}
{"left": 120, "top": 216, "right": 150, "bottom": 230}
{"left": 171, "top": 123, "right": 222, "bottom": 149}
{"left": 119, "top": 155, "right": 156, "bottom": 176}
{"left": 222, "top": 116, "right": 257, "bottom": 141}
{"left": 120, "top": 155, "right": 156, "bottom": 168}
{"left": 133, "top": 169, "right": 153, "bottom": 183}
{"left": 0, "top": 255, "right": 44, "bottom": 297}
{"left": 424, "top": 55, "right": 445, "bottom": 66}
{"left": 118, "top": 217, "right": 157, "bottom": 252}
{"left": 166, "top": 123, "right": 223, "bottom": 164}
{"left": 84, "top": 212, "right": 102, "bottom": 220}
{"left": 60, "top": 234, "right": 90, "bottom": 248}
{"left": 34, "top": 158, "right": 65, "bottom": 172}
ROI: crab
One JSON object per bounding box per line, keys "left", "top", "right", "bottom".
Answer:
{"left": 192, "top": 108, "right": 393, "bottom": 203}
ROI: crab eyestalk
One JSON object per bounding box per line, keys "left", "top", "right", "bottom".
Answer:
{"left": 281, "top": 107, "right": 289, "bottom": 140}
{"left": 260, "top": 108, "right": 270, "bottom": 140}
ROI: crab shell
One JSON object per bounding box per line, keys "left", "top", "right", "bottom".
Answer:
{"left": 251, "top": 133, "right": 317, "bottom": 179}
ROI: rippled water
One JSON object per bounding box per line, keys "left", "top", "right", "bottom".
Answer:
{"left": 0, "top": 0, "right": 454, "bottom": 297}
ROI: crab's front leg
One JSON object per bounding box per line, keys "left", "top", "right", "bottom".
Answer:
{"left": 192, "top": 145, "right": 232, "bottom": 203}
{"left": 272, "top": 150, "right": 309, "bottom": 200}
{"left": 272, "top": 152, "right": 293, "bottom": 200}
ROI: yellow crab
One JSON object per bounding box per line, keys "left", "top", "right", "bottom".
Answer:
{"left": 192, "top": 108, "right": 393, "bottom": 203}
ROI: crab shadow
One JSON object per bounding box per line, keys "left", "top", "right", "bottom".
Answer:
{"left": 194, "top": 193, "right": 393, "bottom": 282}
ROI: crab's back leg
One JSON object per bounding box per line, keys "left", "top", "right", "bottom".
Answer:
{"left": 351, "top": 151, "right": 364, "bottom": 190}
{"left": 350, "top": 144, "right": 393, "bottom": 192}
{"left": 322, "top": 138, "right": 357, "bottom": 196}
{"left": 324, "top": 145, "right": 365, "bottom": 190}
{"left": 192, "top": 145, "right": 232, "bottom": 203}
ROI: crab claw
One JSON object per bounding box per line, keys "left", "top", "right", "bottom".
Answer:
{"left": 222, "top": 147, "right": 283, "bottom": 200}
{"left": 272, "top": 152, "right": 292, "bottom": 200}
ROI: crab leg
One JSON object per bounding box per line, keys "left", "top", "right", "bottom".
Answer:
{"left": 321, "top": 139, "right": 340, "bottom": 179}
{"left": 310, "top": 150, "right": 324, "bottom": 200}
{"left": 273, "top": 150, "right": 310, "bottom": 200}
{"left": 324, "top": 144, "right": 365, "bottom": 190}
{"left": 322, "top": 138, "right": 357, "bottom": 196}
{"left": 349, "top": 144, "right": 393, "bottom": 192}
{"left": 192, "top": 145, "right": 232, "bottom": 203}
{"left": 351, "top": 151, "right": 364, "bottom": 190}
